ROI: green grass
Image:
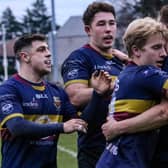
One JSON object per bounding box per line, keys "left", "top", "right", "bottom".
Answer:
{"left": 57, "top": 133, "right": 78, "bottom": 168}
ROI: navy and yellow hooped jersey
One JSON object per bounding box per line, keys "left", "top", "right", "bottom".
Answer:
{"left": 109, "top": 63, "right": 168, "bottom": 121}
{"left": 0, "top": 74, "right": 76, "bottom": 168}
{"left": 96, "top": 63, "right": 168, "bottom": 168}
{"left": 62, "top": 44, "right": 123, "bottom": 87}
{"left": 61, "top": 44, "right": 124, "bottom": 150}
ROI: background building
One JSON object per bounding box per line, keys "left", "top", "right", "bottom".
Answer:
{"left": 0, "top": 16, "right": 88, "bottom": 83}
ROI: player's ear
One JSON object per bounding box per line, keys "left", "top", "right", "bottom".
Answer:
{"left": 131, "top": 45, "right": 141, "bottom": 57}
{"left": 84, "top": 25, "right": 91, "bottom": 36}
{"left": 19, "top": 52, "right": 30, "bottom": 63}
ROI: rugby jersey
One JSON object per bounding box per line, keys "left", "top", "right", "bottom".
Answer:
{"left": 61, "top": 44, "right": 124, "bottom": 151}
{"left": 109, "top": 62, "right": 168, "bottom": 121}
{"left": 0, "top": 74, "right": 76, "bottom": 168}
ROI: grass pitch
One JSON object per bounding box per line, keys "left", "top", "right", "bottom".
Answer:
{"left": 58, "top": 133, "right": 78, "bottom": 168}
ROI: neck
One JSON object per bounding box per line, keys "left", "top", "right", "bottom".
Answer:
{"left": 18, "top": 67, "right": 43, "bottom": 83}
{"left": 89, "top": 43, "right": 112, "bottom": 55}
{"left": 132, "top": 56, "right": 142, "bottom": 66}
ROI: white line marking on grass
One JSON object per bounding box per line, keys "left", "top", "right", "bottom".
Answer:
{"left": 58, "top": 145, "right": 77, "bottom": 158}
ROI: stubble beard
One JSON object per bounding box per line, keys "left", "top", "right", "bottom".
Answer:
{"left": 99, "top": 45, "right": 112, "bottom": 53}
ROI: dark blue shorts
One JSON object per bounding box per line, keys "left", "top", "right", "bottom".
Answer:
{"left": 151, "top": 125, "right": 168, "bottom": 168}
{"left": 96, "top": 130, "right": 159, "bottom": 168}
{"left": 77, "top": 147, "right": 104, "bottom": 168}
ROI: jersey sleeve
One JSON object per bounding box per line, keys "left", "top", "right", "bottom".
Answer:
{"left": 61, "top": 50, "right": 91, "bottom": 87}
{"left": 0, "top": 84, "right": 24, "bottom": 128}
{"left": 56, "top": 87, "right": 77, "bottom": 121}
{"left": 137, "top": 66, "right": 168, "bottom": 96}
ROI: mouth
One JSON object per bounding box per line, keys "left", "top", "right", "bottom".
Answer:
{"left": 103, "top": 35, "right": 113, "bottom": 44}
{"left": 156, "top": 60, "right": 164, "bottom": 68}
{"left": 104, "top": 35, "right": 113, "bottom": 40}
{"left": 44, "top": 60, "right": 52, "bottom": 66}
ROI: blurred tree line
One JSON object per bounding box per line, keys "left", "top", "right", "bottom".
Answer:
{"left": 0, "top": 0, "right": 61, "bottom": 80}
{"left": 0, "top": 0, "right": 60, "bottom": 39}
{"left": 1, "top": 0, "right": 168, "bottom": 40}
{"left": 0, "top": 0, "right": 167, "bottom": 40}
{"left": 113, "top": 0, "right": 168, "bottom": 49}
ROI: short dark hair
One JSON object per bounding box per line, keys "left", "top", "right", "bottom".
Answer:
{"left": 160, "top": 5, "right": 168, "bottom": 24}
{"left": 14, "top": 34, "right": 46, "bottom": 57}
{"left": 82, "top": 1, "right": 116, "bottom": 26}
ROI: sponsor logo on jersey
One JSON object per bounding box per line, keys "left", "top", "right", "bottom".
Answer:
{"left": 1, "top": 101, "right": 14, "bottom": 114}
{"left": 67, "top": 69, "right": 79, "bottom": 79}
{"left": 35, "top": 94, "right": 48, "bottom": 99}
{"left": 53, "top": 96, "right": 61, "bottom": 109}
{"left": 22, "top": 97, "right": 39, "bottom": 108}
{"left": 94, "top": 64, "right": 111, "bottom": 71}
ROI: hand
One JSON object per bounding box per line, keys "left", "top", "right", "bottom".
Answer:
{"left": 90, "top": 70, "right": 112, "bottom": 95}
{"left": 0, "top": 128, "right": 12, "bottom": 140}
{"left": 102, "top": 116, "right": 119, "bottom": 141}
{"left": 63, "top": 119, "right": 88, "bottom": 133}
{"left": 112, "top": 49, "right": 130, "bottom": 63}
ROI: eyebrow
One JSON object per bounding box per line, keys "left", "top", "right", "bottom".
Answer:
{"left": 36, "top": 45, "right": 49, "bottom": 51}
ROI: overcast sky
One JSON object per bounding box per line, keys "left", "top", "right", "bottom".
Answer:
{"left": 0, "top": 0, "right": 115, "bottom": 26}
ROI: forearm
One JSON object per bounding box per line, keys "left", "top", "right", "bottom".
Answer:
{"left": 66, "top": 87, "right": 93, "bottom": 107}
{"left": 114, "top": 103, "right": 168, "bottom": 135}
{"left": 6, "top": 117, "right": 64, "bottom": 138}
{"left": 80, "top": 90, "right": 103, "bottom": 123}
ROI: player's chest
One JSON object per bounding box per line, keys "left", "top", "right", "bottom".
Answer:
{"left": 91, "top": 57, "right": 122, "bottom": 75}
{"left": 20, "top": 89, "right": 62, "bottom": 115}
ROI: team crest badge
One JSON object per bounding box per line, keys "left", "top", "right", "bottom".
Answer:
{"left": 53, "top": 96, "right": 61, "bottom": 109}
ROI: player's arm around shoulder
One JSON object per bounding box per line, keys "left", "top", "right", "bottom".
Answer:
{"left": 112, "top": 49, "right": 130, "bottom": 63}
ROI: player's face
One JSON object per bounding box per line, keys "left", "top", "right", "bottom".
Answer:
{"left": 138, "top": 33, "right": 167, "bottom": 68}
{"left": 28, "top": 41, "right": 52, "bottom": 75}
{"left": 85, "top": 12, "right": 116, "bottom": 53}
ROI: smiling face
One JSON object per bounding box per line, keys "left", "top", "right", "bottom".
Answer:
{"left": 133, "top": 33, "right": 167, "bottom": 68}
{"left": 85, "top": 12, "right": 116, "bottom": 54}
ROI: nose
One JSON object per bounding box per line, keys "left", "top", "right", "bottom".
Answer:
{"left": 160, "top": 46, "right": 167, "bottom": 57}
{"left": 161, "top": 47, "right": 167, "bottom": 58}
{"left": 105, "top": 23, "right": 112, "bottom": 32}
{"left": 46, "top": 49, "right": 51, "bottom": 57}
